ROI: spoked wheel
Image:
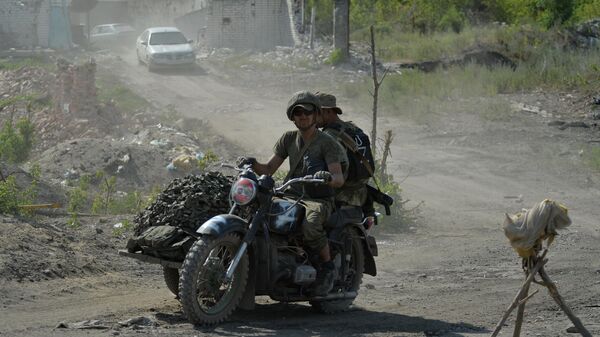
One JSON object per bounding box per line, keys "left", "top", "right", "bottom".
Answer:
{"left": 311, "top": 230, "right": 364, "bottom": 313}
{"left": 179, "top": 233, "right": 249, "bottom": 325}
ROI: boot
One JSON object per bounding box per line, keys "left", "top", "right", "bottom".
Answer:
{"left": 313, "top": 261, "right": 337, "bottom": 296}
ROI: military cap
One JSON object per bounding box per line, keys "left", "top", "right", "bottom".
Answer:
{"left": 286, "top": 90, "right": 321, "bottom": 120}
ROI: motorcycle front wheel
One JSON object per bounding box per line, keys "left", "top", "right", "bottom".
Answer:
{"left": 310, "top": 230, "right": 365, "bottom": 313}
{"left": 179, "top": 233, "right": 249, "bottom": 325}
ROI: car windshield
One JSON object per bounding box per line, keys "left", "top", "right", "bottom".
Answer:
{"left": 149, "top": 32, "right": 188, "bottom": 45}
{"left": 113, "top": 24, "right": 134, "bottom": 32}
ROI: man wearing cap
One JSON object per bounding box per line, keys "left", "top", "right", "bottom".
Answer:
{"left": 239, "top": 90, "right": 348, "bottom": 296}
{"left": 316, "top": 92, "right": 376, "bottom": 222}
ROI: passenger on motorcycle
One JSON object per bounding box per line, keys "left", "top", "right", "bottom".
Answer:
{"left": 238, "top": 90, "right": 348, "bottom": 296}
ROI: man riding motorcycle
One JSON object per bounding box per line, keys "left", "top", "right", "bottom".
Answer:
{"left": 239, "top": 90, "right": 348, "bottom": 295}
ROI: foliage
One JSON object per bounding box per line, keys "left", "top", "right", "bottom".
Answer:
{"left": 67, "top": 175, "right": 91, "bottom": 228}
{"left": 0, "top": 116, "right": 35, "bottom": 164}
{"left": 0, "top": 175, "right": 19, "bottom": 214}
{"left": 0, "top": 164, "right": 40, "bottom": 215}
{"left": 112, "top": 219, "right": 133, "bottom": 237}
{"left": 96, "top": 79, "right": 149, "bottom": 114}
{"left": 197, "top": 150, "right": 219, "bottom": 171}
{"left": 91, "top": 171, "right": 117, "bottom": 215}
{"left": 372, "top": 169, "right": 420, "bottom": 230}
{"left": 325, "top": 48, "right": 345, "bottom": 65}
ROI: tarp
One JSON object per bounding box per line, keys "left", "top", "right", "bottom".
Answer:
{"left": 503, "top": 199, "right": 572, "bottom": 258}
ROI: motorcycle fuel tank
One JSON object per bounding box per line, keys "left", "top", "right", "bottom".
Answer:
{"left": 268, "top": 198, "right": 304, "bottom": 235}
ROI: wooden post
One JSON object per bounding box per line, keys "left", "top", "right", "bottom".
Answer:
{"left": 538, "top": 267, "right": 593, "bottom": 337}
{"left": 490, "top": 255, "right": 547, "bottom": 337}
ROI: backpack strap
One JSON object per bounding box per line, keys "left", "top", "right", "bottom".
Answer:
{"left": 325, "top": 124, "right": 375, "bottom": 178}
{"left": 284, "top": 131, "right": 317, "bottom": 182}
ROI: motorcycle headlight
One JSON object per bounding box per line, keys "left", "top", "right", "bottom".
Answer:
{"left": 230, "top": 177, "right": 257, "bottom": 206}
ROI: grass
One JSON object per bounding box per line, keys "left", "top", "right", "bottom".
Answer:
{"left": 0, "top": 57, "right": 54, "bottom": 71}
{"left": 352, "top": 25, "right": 501, "bottom": 62}
{"left": 96, "top": 74, "right": 150, "bottom": 114}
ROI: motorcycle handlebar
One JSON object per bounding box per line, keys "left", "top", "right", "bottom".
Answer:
{"left": 275, "top": 175, "right": 325, "bottom": 192}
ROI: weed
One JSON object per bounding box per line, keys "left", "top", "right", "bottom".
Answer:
{"left": 96, "top": 81, "right": 149, "bottom": 114}
{"left": 0, "top": 175, "right": 19, "bottom": 214}
{"left": 585, "top": 146, "right": 600, "bottom": 172}
{"left": 91, "top": 171, "right": 117, "bottom": 215}
{"left": 67, "top": 175, "right": 91, "bottom": 227}
{"left": 325, "top": 48, "right": 345, "bottom": 65}
{"left": 112, "top": 219, "right": 134, "bottom": 237}
{"left": 197, "top": 150, "right": 219, "bottom": 171}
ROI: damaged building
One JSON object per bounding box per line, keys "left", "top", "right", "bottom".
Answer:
{"left": 0, "top": 0, "right": 72, "bottom": 50}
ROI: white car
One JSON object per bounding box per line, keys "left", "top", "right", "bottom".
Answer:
{"left": 136, "top": 27, "right": 196, "bottom": 71}
{"left": 90, "top": 23, "right": 136, "bottom": 49}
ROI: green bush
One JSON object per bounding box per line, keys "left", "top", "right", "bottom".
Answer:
{"left": 0, "top": 164, "right": 40, "bottom": 215}
{"left": 0, "top": 115, "right": 35, "bottom": 164}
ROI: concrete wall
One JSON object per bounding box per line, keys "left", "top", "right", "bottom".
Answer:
{"left": 201, "top": 0, "right": 294, "bottom": 50}
{"left": 0, "top": 0, "right": 51, "bottom": 49}
{"left": 127, "top": 0, "right": 208, "bottom": 31}
{"left": 126, "top": 0, "right": 295, "bottom": 50}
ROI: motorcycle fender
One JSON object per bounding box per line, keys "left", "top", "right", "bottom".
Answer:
{"left": 350, "top": 225, "right": 377, "bottom": 277}
{"left": 196, "top": 214, "right": 248, "bottom": 238}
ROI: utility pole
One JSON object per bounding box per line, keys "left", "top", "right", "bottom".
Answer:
{"left": 333, "top": 0, "right": 349, "bottom": 59}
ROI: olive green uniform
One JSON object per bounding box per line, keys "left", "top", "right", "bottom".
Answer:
{"left": 323, "top": 120, "right": 369, "bottom": 207}
{"left": 274, "top": 130, "right": 347, "bottom": 251}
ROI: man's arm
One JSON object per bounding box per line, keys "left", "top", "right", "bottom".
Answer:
{"left": 327, "top": 162, "right": 345, "bottom": 188}
{"left": 253, "top": 154, "right": 284, "bottom": 176}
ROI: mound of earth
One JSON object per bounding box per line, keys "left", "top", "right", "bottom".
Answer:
{"left": 0, "top": 215, "right": 126, "bottom": 282}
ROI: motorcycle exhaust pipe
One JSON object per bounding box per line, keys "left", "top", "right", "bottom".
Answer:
{"left": 311, "top": 291, "right": 358, "bottom": 301}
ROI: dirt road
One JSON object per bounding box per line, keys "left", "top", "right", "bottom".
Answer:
{"left": 1, "top": 54, "right": 599, "bottom": 337}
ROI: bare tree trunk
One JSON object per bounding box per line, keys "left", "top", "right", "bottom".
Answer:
{"left": 309, "top": 6, "right": 316, "bottom": 49}
{"left": 370, "top": 25, "right": 378, "bottom": 156}
{"left": 369, "top": 25, "right": 388, "bottom": 157}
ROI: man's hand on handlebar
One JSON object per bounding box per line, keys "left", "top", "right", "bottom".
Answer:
{"left": 236, "top": 156, "right": 257, "bottom": 168}
{"left": 313, "top": 171, "right": 332, "bottom": 183}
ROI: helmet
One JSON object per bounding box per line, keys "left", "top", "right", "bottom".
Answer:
{"left": 285, "top": 91, "right": 321, "bottom": 120}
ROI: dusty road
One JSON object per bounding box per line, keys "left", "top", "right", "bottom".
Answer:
{"left": 1, "top": 54, "right": 599, "bottom": 337}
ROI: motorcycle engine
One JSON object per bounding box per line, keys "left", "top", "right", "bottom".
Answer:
{"left": 277, "top": 248, "right": 317, "bottom": 285}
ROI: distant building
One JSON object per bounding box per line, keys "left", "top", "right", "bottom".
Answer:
{"left": 0, "top": 0, "right": 72, "bottom": 50}
{"left": 127, "top": 0, "right": 297, "bottom": 50}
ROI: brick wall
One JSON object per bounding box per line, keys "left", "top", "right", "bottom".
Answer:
{"left": 0, "top": 0, "right": 51, "bottom": 49}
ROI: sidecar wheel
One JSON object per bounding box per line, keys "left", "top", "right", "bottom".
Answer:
{"left": 162, "top": 266, "right": 179, "bottom": 296}
{"left": 179, "top": 233, "right": 249, "bottom": 325}
{"left": 311, "top": 231, "right": 364, "bottom": 313}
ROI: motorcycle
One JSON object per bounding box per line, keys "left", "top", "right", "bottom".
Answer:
{"left": 121, "top": 163, "right": 379, "bottom": 325}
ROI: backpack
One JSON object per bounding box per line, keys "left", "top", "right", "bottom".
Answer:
{"left": 325, "top": 122, "right": 375, "bottom": 182}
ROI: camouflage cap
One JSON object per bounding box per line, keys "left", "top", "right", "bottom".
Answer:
{"left": 315, "top": 92, "right": 342, "bottom": 114}
{"left": 286, "top": 90, "right": 321, "bottom": 120}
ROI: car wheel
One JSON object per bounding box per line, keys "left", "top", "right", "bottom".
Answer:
{"left": 136, "top": 50, "right": 143, "bottom": 65}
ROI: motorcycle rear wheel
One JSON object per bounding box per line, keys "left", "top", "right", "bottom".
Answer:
{"left": 179, "top": 233, "right": 249, "bottom": 325}
{"left": 310, "top": 231, "right": 364, "bottom": 313}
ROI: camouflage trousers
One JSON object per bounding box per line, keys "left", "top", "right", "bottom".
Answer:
{"left": 300, "top": 198, "right": 334, "bottom": 252}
